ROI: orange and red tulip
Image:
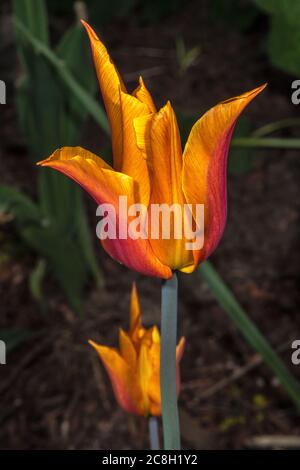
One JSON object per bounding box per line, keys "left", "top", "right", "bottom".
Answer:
{"left": 89, "top": 283, "right": 185, "bottom": 416}
{"left": 38, "top": 20, "right": 266, "bottom": 278}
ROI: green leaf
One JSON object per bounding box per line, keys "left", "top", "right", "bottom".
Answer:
{"left": 74, "top": 189, "right": 104, "bottom": 287}
{"left": 56, "top": 23, "right": 97, "bottom": 145}
{"left": 232, "top": 137, "right": 300, "bottom": 149}
{"left": 253, "top": 118, "right": 300, "bottom": 137}
{"left": 13, "top": 8, "right": 104, "bottom": 302}
{"left": 255, "top": 0, "right": 300, "bottom": 22}
{"left": 266, "top": 15, "right": 300, "bottom": 76}
{"left": 29, "top": 258, "right": 47, "bottom": 304}
{"left": 14, "top": 18, "right": 109, "bottom": 135}
{"left": 22, "top": 225, "right": 87, "bottom": 314}
{"left": 199, "top": 261, "right": 300, "bottom": 410}
{"left": 13, "top": 0, "right": 49, "bottom": 53}
{"left": 254, "top": 0, "right": 300, "bottom": 75}
{"left": 0, "top": 185, "right": 40, "bottom": 223}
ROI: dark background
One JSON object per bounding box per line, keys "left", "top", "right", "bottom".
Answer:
{"left": 1, "top": 0, "right": 300, "bottom": 449}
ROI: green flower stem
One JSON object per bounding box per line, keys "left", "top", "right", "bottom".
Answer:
{"left": 160, "top": 273, "right": 181, "bottom": 450}
{"left": 148, "top": 417, "right": 160, "bottom": 450}
{"left": 199, "top": 261, "right": 300, "bottom": 410}
{"left": 232, "top": 137, "right": 300, "bottom": 149}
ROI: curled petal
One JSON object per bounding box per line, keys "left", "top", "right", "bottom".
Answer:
{"left": 38, "top": 147, "right": 172, "bottom": 279}
{"left": 37, "top": 146, "right": 134, "bottom": 208}
{"left": 182, "top": 84, "right": 267, "bottom": 267}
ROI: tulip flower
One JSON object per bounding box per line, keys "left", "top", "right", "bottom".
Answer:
{"left": 37, "top": 20, "right": 266, "bottom": 279}
{"left": 89, "top": 283, "right": 185, "bottom": 416}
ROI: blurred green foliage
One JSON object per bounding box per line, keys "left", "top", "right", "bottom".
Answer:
{"left": 2, "top": 0, "right": 105, "bottom": 313}
{"left": 255, "top": 0, "right": 300, "bottom": 75}
{"left": 211, "top": 0, "right": 300, "bottom": 76}
{"left": 175, "top": 37, "right": 200, "bottom": 76}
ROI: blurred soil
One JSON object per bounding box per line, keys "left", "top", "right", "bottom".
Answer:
{"left": 1, "top": 0, "right": 300, "bottom": 449}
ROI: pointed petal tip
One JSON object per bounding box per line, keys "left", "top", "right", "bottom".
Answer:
{"left": 176, "top": 336, "right": 186, "bottom": 362}
{"left": 88, "top": 339, "right": 107, "bottom": 352}
{"left": 88, "top": 340, "right": 112, "bottom": 359}
{"left": 243, "top": 82, "right": 267, "bottom": 99}
{"left": 36, "top": 157, "right": 52, "bottom": 167}
{"left": 88, "top": 339, "right": 98, "bottom": 349}
{"left": 222, "top": 83, "right": 267, "bottom": 106}
{"left": 80, "top": 19, "right": 98, "bottom": 40}
{"left": 131, "top": 281, "right": 137, "bottom": 296}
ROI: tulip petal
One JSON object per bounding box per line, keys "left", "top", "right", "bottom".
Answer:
{"left": 149, "top": 102, "right": 183, "bottom": 206}
{"left": 147, "top": 340, "right": 160, "bottom": 406}
{"left": 129, "top": 282, "right": 142, "bottom": 334}
{"left": 81, "top": 20, "right": 126, "bottom": 170}
{"left": 134, "top": 113, "right": 153, "bottom": 160}
{"left": 89, "top": 340, "right": 144, "bottom": 415}
{"left": 176, "top": 337, "right": 185, "bottom": 363}
{"left": 132, "top": 76, "right": 156, "bottom": 113}
{"left": 38, "top": 147, "right": 172, "bottom": 279}
{"left": 37, "top": 146, "right": 134, "bottom": 208}
{"left": 119, "top": 91, "right": 151, "bottom": 206}
{"left": 119, "top": 329, "right": 137, "bottom": 368}
{"left": 138, "top": 342, "right": 152, "bottom": 415}
{"left": 135, "top": 102, "right": 194, "bottom": 270}
{"left": 182, "top": 85, "right": 266, "bottom": 267}
{"left": 176, "top": 337, "right": 185, "bottom": 395}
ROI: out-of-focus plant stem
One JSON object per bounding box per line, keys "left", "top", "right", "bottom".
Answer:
{"left": 232, "top": 137, "right": 300, "bottom": 149}
{"left": 148, "top": 417, "right": 160, "bottom": 450}
{"left": 160, "top": 273, "right": 180, "bottom": 450}
{"left": 253, "top": 118, "right": 300, "bottom": 137}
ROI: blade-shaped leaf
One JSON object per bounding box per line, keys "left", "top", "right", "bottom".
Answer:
{"left": 199, "top": 261, "right": 300, "bottom": 410}
{"left": 0, "top": 185, "right": 40, "bottom": 223}
{"left": 22, "top": 225, "right": 87, "bottom": 313}
{"left": 15, "top": 18, "right": 109, "bottom": 134}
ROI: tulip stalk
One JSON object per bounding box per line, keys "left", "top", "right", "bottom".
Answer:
{"left": 160, "top": 273, "right": 181, "bottom": 450}
{"left": 149, "top": 417, "right": 160, "bottom": 450}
